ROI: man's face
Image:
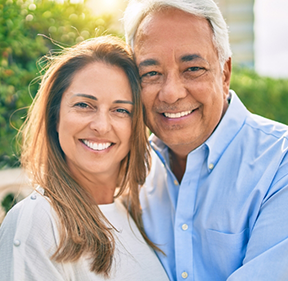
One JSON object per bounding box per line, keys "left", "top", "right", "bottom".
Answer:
{"left": 134, "top": 8, "right": 231, "bottom": 156}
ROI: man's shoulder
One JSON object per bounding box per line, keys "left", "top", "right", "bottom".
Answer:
{"left": 244, "top": 112, "right": 288, "bottom": 140}
{"left": 227, "top": 91, "right": 288, "bottom": 141}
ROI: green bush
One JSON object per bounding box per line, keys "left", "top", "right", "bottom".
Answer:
{"left": 231, "top": 67, "right": 288, "bottom": 125}
{"left": 0, "top": 0, "right": 121, "bottom": 169}
{"left": 1, "top": 193, "right": 16, "bottom": 213}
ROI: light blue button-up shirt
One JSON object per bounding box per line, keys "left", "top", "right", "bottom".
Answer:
{"left": 140, "top": 91, "right": 288, "bottom": 281}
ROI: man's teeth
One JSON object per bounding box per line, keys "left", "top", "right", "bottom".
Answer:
{"left": 83, "top": 140, "right": 112, "bottom": 151}
{"left": 164, "top": 110, "right": 192, "bottom": 118}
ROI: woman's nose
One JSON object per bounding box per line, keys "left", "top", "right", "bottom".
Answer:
{"left": 89, "top": 111, "right": 112, "bottom": 135}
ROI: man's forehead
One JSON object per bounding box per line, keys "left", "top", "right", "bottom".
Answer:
{"left": 134, "top": 8, "right": 210, "bottom": 39}
{"left": 135, "top": 44, "right": 209, "bottom": 67}
{"left": 134, "top": 9, "right": 215, "bottom": 66}
{"left": 135, "top": 10, "right": 212, "bottom": 46}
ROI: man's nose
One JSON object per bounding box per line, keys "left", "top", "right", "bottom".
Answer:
{"left": 90, "top": 111, "right": 112, "bottom": 135}
{"left": 158, "top": 73, "right": 187, "bottom": 104}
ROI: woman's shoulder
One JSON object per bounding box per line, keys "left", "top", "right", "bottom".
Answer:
{"left": 5, "top": 189, "right": 52, "bottom": 218}
{"left": 0, "top": 191, "right": 71, "bottom": 280}
{"left": 0, "top": 189, "right": 58, "bottom": 241}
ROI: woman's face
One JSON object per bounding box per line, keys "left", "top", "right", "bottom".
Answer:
{"left": 57, "top": 62, "right": 133, "bottom": 184}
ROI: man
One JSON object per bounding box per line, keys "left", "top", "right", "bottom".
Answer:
{"left": 123, "top": 0, "right": 288, "bottom": 280}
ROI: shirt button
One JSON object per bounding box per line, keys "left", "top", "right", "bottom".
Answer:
{"left": 182, "top": 224, "right": 188, "bottom": 231}
{"left": 13, "top": 240, "right": 21, "bottom": 247}
{"left": 30, "top": 194, "right": 37, "bottom": 200}
{"left": 208, "top": 163, "right": 214, "bottom": 170}
{"left": 174, "top": 180, "right": 179, "bottom": 185}
{"left": 181, "top": 271, "right": 188, "bottom": 279}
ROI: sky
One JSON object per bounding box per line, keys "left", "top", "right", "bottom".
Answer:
{"left": 86, "top": 0, "right": 288, "bottom": 78}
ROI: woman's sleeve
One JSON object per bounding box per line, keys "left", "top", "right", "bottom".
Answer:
{"left": 0, "top": 192, "right": 70, "bottom": 281}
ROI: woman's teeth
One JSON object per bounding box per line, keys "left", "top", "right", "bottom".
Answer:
{"left": 83, "top": 140, "right": 112, "bottom": 151}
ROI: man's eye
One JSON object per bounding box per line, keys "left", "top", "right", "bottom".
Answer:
{"left": 146, "top": 71, "right": 158, "bottom": 77}
{"left": 187, "top": 67, "right": 204, "bottom": 72}
{"left": 184, "top": 66, "right": 206, "bottom": 80}
{"left": 140, "top": 71, "right": 162, "bottom": 84}
{"left": 141, "top": 71, "right": 158, "bottom": 79}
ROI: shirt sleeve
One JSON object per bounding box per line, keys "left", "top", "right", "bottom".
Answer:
{"left": 227, "top": 156, "right": 288, "bottom": 280}
{"left": 0, "top": 192, "right": 69, "bottom": 281}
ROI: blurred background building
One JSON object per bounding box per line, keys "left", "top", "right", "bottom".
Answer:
{"left": 218, "top": 0, "right": 254, "bottom": 68}
{"left": 218, "top": 0, "right": 288, "bottom": 78}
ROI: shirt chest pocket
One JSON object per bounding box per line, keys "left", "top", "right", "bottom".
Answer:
{"left": 205, "top": 228, "right": 249, "bottom": 279}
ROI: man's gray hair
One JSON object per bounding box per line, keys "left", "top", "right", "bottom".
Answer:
{"left": 123, "top": 0, "right": 232, "bottom": 70}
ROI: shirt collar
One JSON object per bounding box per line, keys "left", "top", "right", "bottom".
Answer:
{"left": 149, "top": 90, "right": 249, "bottom": 168}
{"left": 149, "top": 134, "right": 169, "bottom": 165}
{"left": 205, "top": 90, "right": 248, "bottom": 170}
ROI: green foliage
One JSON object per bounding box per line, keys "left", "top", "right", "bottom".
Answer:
{"left": 231, "top": 67, "right": 288, "bottom": 125}
{"left": 1, "top": 193, "right": 16, "bottom": 213}
{"left": 0, "top": 0, "right": 121, "bottom": 169}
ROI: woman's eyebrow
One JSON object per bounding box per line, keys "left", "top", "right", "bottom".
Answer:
{"left": 72, "top": 93, "right": 97, "bottom": 100}
{"left": 113, "top": 100, "right": 134, "bottom": 105}
{"left": 72, "top": 94, "right": 133, "bottom": 105}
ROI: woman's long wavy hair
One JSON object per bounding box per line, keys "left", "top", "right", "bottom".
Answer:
{"left": 19, "top": 36, "right": 153, "bottom": 277}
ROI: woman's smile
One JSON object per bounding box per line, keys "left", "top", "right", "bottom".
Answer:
{"left": 81, "top": 139, "right": 114, "bottom": 151}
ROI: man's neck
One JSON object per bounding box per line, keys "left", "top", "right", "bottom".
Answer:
{"left": 169, "top": 149, "right": 187, "bottom": 183}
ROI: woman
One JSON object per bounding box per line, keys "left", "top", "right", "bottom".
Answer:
{"left": 0, "top": 36, "right": 168, "bottom": 280}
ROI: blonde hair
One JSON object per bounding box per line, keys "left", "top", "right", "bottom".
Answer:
{"left": 19, "top": 36, "right": 153, "bottom": 276}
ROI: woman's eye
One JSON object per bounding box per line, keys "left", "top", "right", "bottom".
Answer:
{"left": 74, "top": 102, "right": 89, "bottom": 108}
{"left": 116, "top": 108, "right": 130, "bottom": 115}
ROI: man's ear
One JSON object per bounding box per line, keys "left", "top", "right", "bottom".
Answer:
{"left": 222, "top": 57, "right": 232, "bottom": 96}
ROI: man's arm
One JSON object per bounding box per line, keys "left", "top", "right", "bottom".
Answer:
{"left": 228, "top": 158, "right": 288, "bottom": 280}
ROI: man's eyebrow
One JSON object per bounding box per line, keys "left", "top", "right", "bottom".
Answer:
{"left": 113, "top": 100, "right": 134, "bottom": 105}
{"left": 180, "top": 54, "right": 203, "bottom": 62}
{"left": 72, "top": 93, "right": 97, "bottom": 100}
{"left": 138, "top": 59, "right": 159, "bottom": 68}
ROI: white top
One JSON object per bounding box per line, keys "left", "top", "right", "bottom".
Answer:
{"left": 0, "top": 190, "right": 169, "bottom": 281}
